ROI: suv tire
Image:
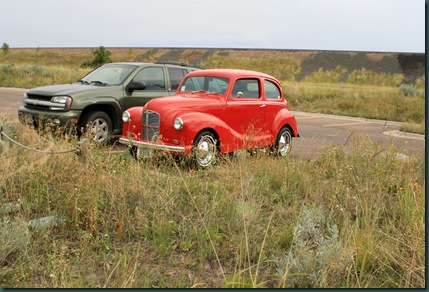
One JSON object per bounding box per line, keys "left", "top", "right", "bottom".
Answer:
{"left": 80, "top": 110, "right": 113, "bottom": 143}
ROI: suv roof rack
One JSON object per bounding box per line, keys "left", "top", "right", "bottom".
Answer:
{"left": 154, "top": 61, "right": 202, "bottom": 69}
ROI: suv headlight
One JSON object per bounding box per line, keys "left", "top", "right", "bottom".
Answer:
{"left": 122, "top": 111, "right": 131, "bottom": 123}
{"left": 50, "top": 96, "right": 72, "bottom": 111}
{"left": 173, "top": 117, "right": 184, "bottom": 130}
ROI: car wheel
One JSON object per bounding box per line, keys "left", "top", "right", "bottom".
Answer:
{"left": 275, "top": 127, "right": 292, "bottom": 156}
{"left": 80, "top": 111, "right": 112, "bottom": 143}
{"left": 193, "top": 131, "right": 217, "bottom": 168}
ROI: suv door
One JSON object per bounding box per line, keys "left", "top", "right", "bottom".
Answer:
{"left": 124, "top": 66, "right": 172, "bottom": 110}
{"left": 167, "top": 67, "right": 190, "bottom": 91}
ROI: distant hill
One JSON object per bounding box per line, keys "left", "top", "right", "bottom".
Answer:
{"left": 133, "top": 48, "right": 424, "bottom": 83}
{"left": 3, "top": 47, "right": 425, "bottom": 83}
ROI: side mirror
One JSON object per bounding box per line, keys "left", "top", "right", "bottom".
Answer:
{"left": 127, "top": 81, "right": 146, "bottom": 92}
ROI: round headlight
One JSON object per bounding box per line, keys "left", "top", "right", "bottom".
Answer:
{"left": 173, "top": 117, "right": 184, "bottom": 130}
{"left": 122, "top": 111, "right": 131, "bottom": 123}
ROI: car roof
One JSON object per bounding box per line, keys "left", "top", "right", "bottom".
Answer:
{"left": 186, "top": 69, "right": 276, "bottom": 79}
{"left": 107, "top": 62, "right": 199, "bottom": 68}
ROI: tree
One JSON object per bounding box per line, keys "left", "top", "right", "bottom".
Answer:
{"left": 81, "top": 46, "right": 112, "bottom": 68}
{"left": 1, "top": 43, "right": 9, "bottom": 55}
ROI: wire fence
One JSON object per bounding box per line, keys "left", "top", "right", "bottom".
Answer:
{"left": 0, "top": 128, "right": 80, "bottom": 154}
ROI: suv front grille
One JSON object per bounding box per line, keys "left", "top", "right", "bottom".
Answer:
{"left": 142, "top": 110, "right": 160, "bottom": 142}
{"left": 24, "top": 94, "right": 53, "bottom": 111}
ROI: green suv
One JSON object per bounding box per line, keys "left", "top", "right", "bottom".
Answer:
{"left": 18, "top": 62, "right": 200, "bottom": 142}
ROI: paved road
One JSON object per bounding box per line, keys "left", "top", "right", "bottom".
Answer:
{"left": 291, "top": 111, "right": 424, "bottom": 159}
{"left": 0, "top": 87, "right": 425, "bottom": 160}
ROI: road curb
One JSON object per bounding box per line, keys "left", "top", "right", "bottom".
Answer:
{"left": 382, "top": 130, "right": 425, "bottom": 141}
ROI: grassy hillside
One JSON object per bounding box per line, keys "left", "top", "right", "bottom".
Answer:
{"left": 0, "top": 47, "right": 425, "bottom": 81}
{"left": 0, "top": 47, "right": 425, "bottom": 133}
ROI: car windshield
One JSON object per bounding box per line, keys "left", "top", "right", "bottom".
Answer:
{"left": 79, "top": 64, "right": 137, "bottom": 86}
{"left": 179, "top": 76, "right": 229, "bottom": 95}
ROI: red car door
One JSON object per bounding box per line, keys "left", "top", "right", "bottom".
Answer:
{"left": 224, "top": 78, "right": 270, "bottom": 150}
{"left": 262, "top": 79, "right": 286, "bottom": 144}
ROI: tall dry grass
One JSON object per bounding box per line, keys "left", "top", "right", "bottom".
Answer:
{"left": 0, "top": 121, "right": 424, "bottom": 288}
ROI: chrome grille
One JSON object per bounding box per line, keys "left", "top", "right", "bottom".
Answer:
{"left": 24, "top": 94, "right": 53, "bottom": 111}
{"left": 142, "top": 110, "right": 160, "bottom": 142}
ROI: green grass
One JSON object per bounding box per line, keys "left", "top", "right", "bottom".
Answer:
{"left": 0, "top": 123, "right": 425, "bottom": 288}
{"left": 0, "top": 49, "right": 425, "bottom": 286}
{"left": 285, "top": 82, "right": 425, "bottom": 125}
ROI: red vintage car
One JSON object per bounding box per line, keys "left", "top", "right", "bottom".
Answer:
{"left": 119, "top": 69, "right": 299, "bottom": 167}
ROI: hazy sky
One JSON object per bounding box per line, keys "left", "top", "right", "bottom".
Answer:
{"left": 0, "top": 0, "right": 425, "bottom": 52}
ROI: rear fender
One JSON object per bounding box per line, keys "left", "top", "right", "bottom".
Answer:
{"left": 271, "top": 109, "right": 299, "bottom": 138}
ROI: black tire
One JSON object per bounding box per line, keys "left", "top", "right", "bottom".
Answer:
{"left": 274, "top": 127, "right": 292, "bottom": 156}
{"left": 192, "top": 130, "right": 217, "bottom": 168}
{"left": 80, "top": 111, "right": 113, "bottom": 143}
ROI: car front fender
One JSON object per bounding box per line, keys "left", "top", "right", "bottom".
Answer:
{"left": 172, "top": 112, "right": 241, "bottom": 153}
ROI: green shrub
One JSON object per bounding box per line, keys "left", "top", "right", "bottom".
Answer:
{"left": 81, "top": 46, "right": 112, "bottom": 68}
{"left": 1, "top": 43, "right": 9, "bottom": 55}
{"left": 399, "top": 83, "right": 423, "bottom": 97}
{"left": 274, "top": 205, "right": 353, "bottom": 288}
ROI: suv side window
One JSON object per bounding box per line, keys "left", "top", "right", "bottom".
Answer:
{"left": 264, "top": 80, "right": 281, "bottom": 99}
{"left": 168, "top": 68, "right": 188, "bottom": 91}
{"left": 133, "top": 67, "right": 165, "bottom": 91}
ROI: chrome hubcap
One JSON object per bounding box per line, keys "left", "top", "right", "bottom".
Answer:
{"left": 195, "top": 135, "right": 216, "bottom": 167}
{"left": 90, "top": 118, "right": 108, "bottom": 143}
{"left": 278, "top": 131, "right": 291, "bottom": 156}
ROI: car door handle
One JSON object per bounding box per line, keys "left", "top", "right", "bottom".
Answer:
{"left": 260, "top": 104, "right": 266, "bottom": 108}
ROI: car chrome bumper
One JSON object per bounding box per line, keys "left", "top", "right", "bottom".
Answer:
{"left": 119, "top": 137, "right": 186, "bottom": 153}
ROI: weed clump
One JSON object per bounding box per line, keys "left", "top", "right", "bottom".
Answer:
{"left": 274, "top": 205, "right": 353, "bottom": 288}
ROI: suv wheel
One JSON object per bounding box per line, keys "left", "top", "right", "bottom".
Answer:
{"left": 80, "top": 111, "right": 112, "bottom": 143}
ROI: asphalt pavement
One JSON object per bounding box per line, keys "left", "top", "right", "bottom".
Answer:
{"left": 0, "top": 87, "right": 425, "bottom": 160}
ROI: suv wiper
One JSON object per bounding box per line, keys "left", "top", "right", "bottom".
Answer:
{"left": 90, "top": 80, "right": 107, "bottom": 86}
{"left": 77, "top": 79, "right": 90, "bottom": 84}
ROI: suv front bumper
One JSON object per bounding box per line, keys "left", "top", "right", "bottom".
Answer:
{"left": 18, "top": 106, "right": 82, "bottom": 129}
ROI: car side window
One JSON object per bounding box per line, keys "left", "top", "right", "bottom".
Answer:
{"left": 133, "top": 67, "right": 165, "bottom": 91}
{"left": 232, "top": 79, "right": 260, "bottom": 98}
{"left": 264, "top": 80, "right": 281, "bottom": 99}
{"left": 168, "top": 68, "right": 188, "bottom": 91}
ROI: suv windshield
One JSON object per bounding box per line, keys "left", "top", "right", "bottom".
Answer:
{"left": 79, "top": 64, "right": 137, "bottom": 86}
{"left": 179, "top": 76, "right": 229, "bottom": 94}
